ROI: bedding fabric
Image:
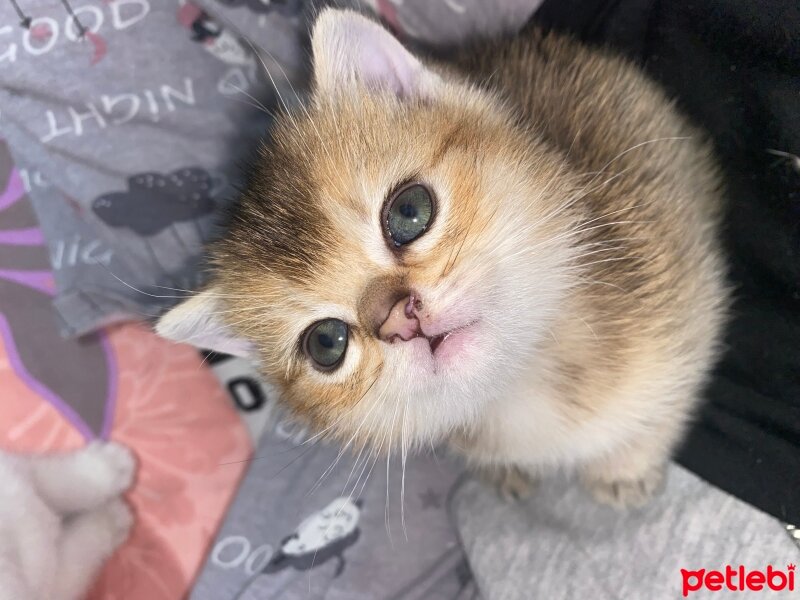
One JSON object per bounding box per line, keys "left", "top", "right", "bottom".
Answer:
{"left": 451, "top": 467, "right": 799, "bottom": 600}
{"left": 0, "top": 139, "right": 253, "bottom": 600}
{"left": 0, "top": 0, "right": 293, "bottom": 337}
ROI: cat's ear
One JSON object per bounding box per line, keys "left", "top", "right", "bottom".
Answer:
{"left": 156, "top": 289, "right": 254, "bottom": 358}
{"left": 311, "top": 8, "right": 440, "bottom": 99}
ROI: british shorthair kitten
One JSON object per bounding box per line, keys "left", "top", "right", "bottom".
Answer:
{"left": 158, "top": 9, "right": 728, "bottom": 508}
{"left": 0, "top": 443, "right": 134, "bottom": 600}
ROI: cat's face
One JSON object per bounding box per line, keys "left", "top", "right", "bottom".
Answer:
{"left": 158, "top": 9, "right": 577, "bottom": 451}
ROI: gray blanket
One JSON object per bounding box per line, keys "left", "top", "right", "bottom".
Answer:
{"left": 199, "top": 356, "right": 799, "bottom": 600}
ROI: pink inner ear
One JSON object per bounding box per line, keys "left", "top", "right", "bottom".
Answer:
{"left": 357, "top": 28, "right": 419, "bottom": 97}
{"left": 361, "top": 49, "right": 408, "bottom": 96}
{"left": 318, "top": 10, "right": 428, "bottom": 99}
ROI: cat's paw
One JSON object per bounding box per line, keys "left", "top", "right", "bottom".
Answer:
{"left": 479, "top": 465, "right": 537, "bottom": 502}
{"left": 77, "top": 442, "right": 136, "bottom": 496}
{"left": 583, "top": 466, "right": 664, "bottom": 509}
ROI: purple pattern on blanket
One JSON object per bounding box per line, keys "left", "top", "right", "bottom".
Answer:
{"left": 0, "top": 269, "right": 54, "bottom": 295}
{"left": 0, "top": 313, "right": 94, "bottom": 440}
{"left": 0, "top": 169, "right": 24, "bottom": 211}
{"left": 0, "top": 161, "right": 118, "bottom": 440}
{"left": 0, "top": 227, "right": 45, "bottom": 245}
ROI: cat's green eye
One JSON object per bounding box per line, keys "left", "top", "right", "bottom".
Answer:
{"left": 383, "top": 183, "right": 435, "bottom": 247}
{"left": 303, "top": 319, "right": 349, "bottom": 371}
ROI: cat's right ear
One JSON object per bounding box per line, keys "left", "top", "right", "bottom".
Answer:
{"left": 155, "top": 289, "right": 254, "bottom": 358}
{"left": 311, "top": 8, "right": 441, "bottom": 99}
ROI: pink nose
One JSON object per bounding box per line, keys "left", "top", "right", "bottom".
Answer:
{"left": 378, "top": 296, "right": 420, "bottom": 343}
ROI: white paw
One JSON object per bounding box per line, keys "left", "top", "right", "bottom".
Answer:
{"left": 584, "top": 467, "right": 664, "bottom": 509}
{"left": 98, "top": 499, "right": 134, "bottom": 549}
{"left": 78, "top": 441, "right": 136, "bottom": 496}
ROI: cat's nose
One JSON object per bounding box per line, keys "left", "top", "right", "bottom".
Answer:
{"left": 379, "top": 295, "right": 421, "bottom": 343}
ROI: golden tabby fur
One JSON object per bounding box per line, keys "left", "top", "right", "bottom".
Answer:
{"left": 158, "top": 9, "right": 728, "bottom": 508}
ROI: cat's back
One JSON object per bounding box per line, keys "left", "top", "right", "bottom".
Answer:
{"left": 458, "top": 27, "right": 714, "bottom": 184}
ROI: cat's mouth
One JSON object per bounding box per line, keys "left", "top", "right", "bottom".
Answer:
{"left": 423, "top": 320, "right": 479, "bottom": 357}
{"left": 428, "top": 333, "right": 448, "bottom": 354}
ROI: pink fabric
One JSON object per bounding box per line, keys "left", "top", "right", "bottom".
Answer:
{"left": 0, "top": 323, "right": 252, "bottom": 600}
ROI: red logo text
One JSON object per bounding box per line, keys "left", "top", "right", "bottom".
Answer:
{"left": 681, "top": 565, "right": 795, "bottom": 596}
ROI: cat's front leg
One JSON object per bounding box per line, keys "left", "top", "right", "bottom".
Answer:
{"left": 29, "top": 441, "right": 136, "bottom": 515}
{"left": 478, "top": 464, "right": 538, "bottom": 502}
{"left": 580, "top": 436, "right": 669, "bottom": 509}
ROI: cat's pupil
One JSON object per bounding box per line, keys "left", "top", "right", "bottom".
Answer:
{"left": 399, "top": 203, "right": 417, "bottom": 219}
{"left": 317, "top": 333, "right": 334, "bottom": 349}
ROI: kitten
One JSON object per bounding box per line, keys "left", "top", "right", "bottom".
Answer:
{"left": 158, "top": 9, "right": 728, "bottom": 508}
{"left": 0, "top": 442, "right": 135, "bottom": 600}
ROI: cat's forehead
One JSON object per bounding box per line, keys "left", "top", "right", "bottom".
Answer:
{"left": 280, "top": 94, "right": 494, "bottom": 184}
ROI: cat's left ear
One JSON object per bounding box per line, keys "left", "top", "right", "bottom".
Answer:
{"left": 155, "top": 289, "right": 254, "bottom": 358}
{"left": 311, "top": 8, "right": 441, "bottom": 99}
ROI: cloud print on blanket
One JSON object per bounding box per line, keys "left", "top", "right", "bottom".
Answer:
{"left": 93, "top": 168, "right": 218, "bottom": 237}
